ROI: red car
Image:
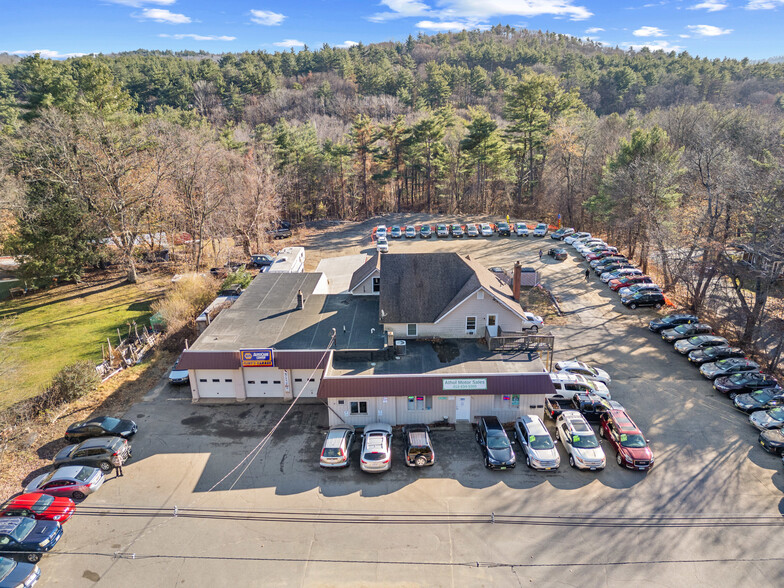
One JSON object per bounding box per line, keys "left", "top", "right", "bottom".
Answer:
{"left": 0, "top": 493, "right": 75, "bottom": 523}
{"left": 609, "top": 275, "right": 654, "bottom": 292}
{"left": 599, "top": 410, "right": 654, "bottom": 471}
{"left": 586, "top": 250, "right": 617, "bottom": 262}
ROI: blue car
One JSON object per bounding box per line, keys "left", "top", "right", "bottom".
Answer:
{"left": 0, "top": 556, "right": 40, "bottom": 587}
{"left": 0, "top": 518, "right": 62, "bottom": 563}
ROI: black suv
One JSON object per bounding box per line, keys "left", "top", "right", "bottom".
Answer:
{"left": 403, "top": 425, "right": 435, "bottom": 467}
{"left": 649, "top": 313, "right": 698, "bottom": 333}
{"left": 621, "top": 291, "right": 666, "bottom": 310}
{"left": 475, "top": 416, "right": 516, "bottom": 470}
{"left": 496, "top": 222, "right": 511, "bottom": 236}
{"left": 572, "top": 393, "right": 614, "bottom": 423}
{"left": 53, "top": 437, "right": 132, "bottom": 473}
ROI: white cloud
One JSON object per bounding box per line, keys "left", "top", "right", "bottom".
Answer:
{"left": 746, "top": 0, "right": 784, "bottom": 8}
{"left": 686, "top": 24, "right": 732, "bottom": 35}
{"left": 687, "top": 1, "right": 728, "bottom": 11}
{"left": 273, "top": 39, "right": 304, "bottom": 47}
{"left": 336, "top": 40, "right": 359, "bottom": 48}
{"left": 585, "top": 27, "right": 605, "bottom": 33}
{"left": 249, "top": 9, "right": 286, "bottom": 25}
{"left": 8, "top": 49, "right": 87, "bottom": 59}
{"left": 369, "top": 0, "right": 593, "bottom": 23}
{"left": 633, "top": 25, "right": 666, "bottom": 36}
{"left": 679, "top": 33, "right": 691, "bottom": 37}
{"left": 135, "top": 8, "right": 191, "bottom": 23}
{"left": 416, "top": 20, "right": 483, "bottom": 30}
{"left": 105, "top": 0, "right": 175, "bottom": 6}
{"left": 159, "top": 34, "right": 236, "bottom": 41}
{"left": 623, "top": 40, "right": 684, "bottom": 51}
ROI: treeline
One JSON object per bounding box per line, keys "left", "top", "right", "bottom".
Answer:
{"left": 0, "top": 28, "right": 782, "bottom": 365}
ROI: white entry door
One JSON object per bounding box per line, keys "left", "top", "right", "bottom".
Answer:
{"left": 455, "top": 396, "right": 471, "bottom": 421}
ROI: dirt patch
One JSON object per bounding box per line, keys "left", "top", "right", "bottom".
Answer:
{"left": 524, "top": 285, "right": 568, "bottom": 326}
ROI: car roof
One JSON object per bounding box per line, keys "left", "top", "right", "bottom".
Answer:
{"left": 76, "top": 436, "right": 122, "bottom": 449}
{"left": 608, "top": 410, "right": 639, "bottom": 431}
{"left": 560, "top": 411, "right": 593, "bottom": 432}
{"left": 49, "top": 465, "right": 88, "bottom": 479}
{"left": 519, "top": 415, "right": 548, "bottom": 435}
{"left": 0, "top": 518, "right": 27, "bottom": 534}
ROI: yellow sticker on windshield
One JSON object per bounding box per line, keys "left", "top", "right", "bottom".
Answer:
{"left": 530, "top": 436, "right": 536, "bottom": 442}
{"left": 620, "top": 434, "right": 628, "bottom": 442}
{"left": 573, "top": 436, "right": 580, "bottom": 442}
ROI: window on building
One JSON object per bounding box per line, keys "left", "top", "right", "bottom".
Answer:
{"left": 466, "top": 316, "right": 477, "bottom": 332}
{"left": 337, "top": 400, "right": 345, "bottom": 405}
{"left": 407, "top": 324, "right": 417, "bottom": 337}
{"left": 260, "top": 380, "right": 268, "bottom": 384}
{"left": 212, "top": 379, "right": 220, "bottom": 383}
{"left": 295, "top": 378, "right": 303, "bottom": 382}
{"left": 225, "top": 379, "right": 232, "bottom": 383}
{"left": 350, "top": 401, "right": 367, "bottom": 415}
{"left": 247, "top": 380, "right": 256, "bottom": 385}
{"left": 273, "top": 380, "right": 281, "bottom": 384}
{"left": 487, "top": 314, "right": 497, "bottom": 327}
{"left": 407, "top": 396, "right": 432, "bottom": 411}
{"left": 199, "top": 379, "right": 207, "bottom": 383}
{"left": 477, "top": 290, "right": 484, "bottom": 300}
{"left": 309, "top": 378, "right": 315, "bottom": 382}
{"left": 372, "top": 277, "right": 380, "bottom": 293}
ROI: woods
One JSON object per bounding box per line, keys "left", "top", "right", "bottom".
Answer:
{"left": 0, "top": 27, "right": 782, "bottom": 364}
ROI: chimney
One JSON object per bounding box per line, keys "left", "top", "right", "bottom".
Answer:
{"left": 513, "top": 261, "right": 522, "bottom": 301}
{"left": 296, "top": 289, "right": 304, "bottom": 310}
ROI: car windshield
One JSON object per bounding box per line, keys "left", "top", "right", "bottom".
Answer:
{"left": 572, "top": 433, "right": 599, "bottom": 449}
{"left": 619, "top": 433, "right": 647, "bottom": 448}
{"left": 75, "top": 467, "right": 93, "bottom": 482}
{"left": 768, "top": 408, "right": 784, "bottom": 421}
{"left": 98, "top": 417, "right": 122, "bottom": 431}
{"left": 452, "top": 225, "right": 461, "bottom": 230}
{"left": 728, "top": 373, "right": 747, "bottom": 384}
{"left": 0, "top": 557, "right": 14, "bottom": 580}
{"left": 487, "top": 435, "right": 510, "bottom": 450}
{"left": 32, "top": 494, "right": 54, "bottom": 514}
{"left": 528, "top": 434, "right": 554, "bottom": 450}
{"left": 715, "top": 358, "right": 739, "bottom": 368}
{"left": 674, "top": 325, "right": 693, "bottom": 334}
{"left": 752, "top": 389, "right": 776, "bottom": 403}
{"left": 11, "top": 517, "right": 36, "bottom": 541}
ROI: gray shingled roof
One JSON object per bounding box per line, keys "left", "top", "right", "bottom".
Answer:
{"left": 348, "top": 253, "right": 380, "bottom": 292}
{"left": 378, "top": 253, "right": 521, "bottom": 324}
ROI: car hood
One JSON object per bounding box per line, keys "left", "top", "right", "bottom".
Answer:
{"left": 713, "top": 376, "right": 739, "bottom": 390}
{"left": 734, "top": 393, "right": 763, "bottom": 410}
{"left": 661, "top": 328, "right": 685, "bottom": 339}
{"left": 673, "top": 340, "right": 693, "bottom": 351}
{"left": 169, "top": 369, "right": 189, "bottom": 379}
{"left": 574, "top": 447, "right": 605, "bottom": 462}
{"left": 530, "top": 447, "right": 559, "bottom": 463}
{"left": 487, "top": 446, "right": 515, "bottom": 463}
{"left": 760, "top": 429, "right": 784, "bottom": 444}
{"left": 53, "top": 445, "right": 78, "bottom": 462}
{"left": 2, "top": 561, "right": 37, "bottom": 585}
{"left": 750, "top": 411, "right": 780, "bottom": 427}
{"left": 622, "top": 446, "right": 653, "bottom": 461}
{"left": 21, "top": 520, "right": 60, "bottom": 545}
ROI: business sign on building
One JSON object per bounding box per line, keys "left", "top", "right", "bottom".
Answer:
{"left": 442, "top": 378, "right": 487, "bottom": 391}
{"left": 240, "top": 349, "right": 274, "bottom": 368}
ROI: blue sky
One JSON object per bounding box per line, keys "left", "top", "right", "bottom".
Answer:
{"left": 1, "top": 0, "right": 783, "bottom": 60}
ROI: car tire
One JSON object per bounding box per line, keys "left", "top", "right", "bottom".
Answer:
{"left": 72, "top": 491, "right": 86, "bottom": 500}
{"left": 99, "top": 461, "right": 112, "bottom": 472}
{"left": 526, "top": 456, "right": 531, "bottom": 468}
{"left": 654, "top": 303, "right": 663, "bottom": 309}
{"left": 414, "top": 455, "right": 427, "bottom": 467}
{"left": 475, "top": 431, "right": 481, "bottom": 443}
{"left": 616, "top": 453, "right": 623, "bottom": 467}
{"left": 530, "top": 326, "right": 539, "bottom": 334}
{"left": 568, "top": 455, "right": 575, "bottom": 468}
{"left": 26, "top": 553, "right": 41, "bottom": 563}
{"left": 629, "top": 303, "right": 638, "bottom": 310}
{"left": 484, "top": 456, "right": 491, "bottom": 469}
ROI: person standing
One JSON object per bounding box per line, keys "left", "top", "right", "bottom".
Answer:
{"left": 111, "top": 451, "right": 124, "bottom": 478}
{"left": 584, "top": 268, "right": 590, "bottom": 282}
{"left": 539, "top": 249, "right": 543, "bottom": 260}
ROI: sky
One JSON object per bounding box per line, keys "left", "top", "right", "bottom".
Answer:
{"left": 1, "top": 0, "right": 783, "bottom": 61}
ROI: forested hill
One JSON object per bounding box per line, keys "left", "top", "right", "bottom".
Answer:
{"left": 3, "top": 27, "right": 784, "bottom": 122}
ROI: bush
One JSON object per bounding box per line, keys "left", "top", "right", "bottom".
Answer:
{"left": 151, "top": 275, "right": 218, "bottom": 335}
{"left": 45, "top": 361, "right": 100, "bottom": 405}
{"left": 221, "top": 268, "right": 252, "bottom": 290}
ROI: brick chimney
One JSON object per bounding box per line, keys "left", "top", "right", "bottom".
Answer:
{"left": 513, "top": 261, "right": 522, "bottom": 301}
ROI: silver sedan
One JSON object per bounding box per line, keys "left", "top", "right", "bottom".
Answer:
{"left": 26, "top": 466, "right": 104, "bottom": 501}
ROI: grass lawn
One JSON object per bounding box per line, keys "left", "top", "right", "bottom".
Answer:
{"left": 0, "top": 271, "right": 168, "bottom": 410}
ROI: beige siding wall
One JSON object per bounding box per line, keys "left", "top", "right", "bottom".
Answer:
{"left": 352, "top": 269, "right": 380, "bottom": 296}
{"left": 291, "top": 369, "right": 322, "bottom": 398}
{"left": 385, "top": 289, "right": 523, "bottom": 339}
{"left": 326, "top": 394, "right": 545, "bottom": 427}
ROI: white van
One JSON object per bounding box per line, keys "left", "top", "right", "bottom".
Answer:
{"left": 548, "top": 373, "right": 610, "bottom": 400}
{"left": 268, "top": 247, "right": 305, "bottom": 273}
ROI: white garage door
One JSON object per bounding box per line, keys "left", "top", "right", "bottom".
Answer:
{"left": 194, "top": 370, "right": 237, "bottom": 399}
{"left": 291, "top": 369, "right": 320, "bottom": 398}
{"left": 244, "top": 368, "right": 283, "bottom": 398}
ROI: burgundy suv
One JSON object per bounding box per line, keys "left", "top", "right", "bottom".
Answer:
{"left": 599, "top": 409, "right": 654, "bottom": 471}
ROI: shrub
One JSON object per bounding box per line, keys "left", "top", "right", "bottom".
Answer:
{"left": 45, "top": 361, "right": 100, "bottom": 405}
{"left": 151, "top": 275, "right": 218, "bottom": 335}
{"left": 221, "top": 268, "right": 252, "bottom": 290}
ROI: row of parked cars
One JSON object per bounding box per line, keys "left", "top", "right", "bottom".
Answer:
{"left": 648, "top": 313, "right": 784, "bottom": 463}
{"left": 0, "top": 416, "right": 138, "bottom": 586}
{"left": 563, "top": 231, "right": 668, "bottom": 310}
{"left": 372, "top": 221, "right": 553, "bottom": 252}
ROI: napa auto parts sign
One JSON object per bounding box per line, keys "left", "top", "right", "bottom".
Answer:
{"left": 240, "top": 349, "right": 274, "bottom": 368}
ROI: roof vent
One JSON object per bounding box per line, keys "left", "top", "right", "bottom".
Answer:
{"left": 296, "top": 289, "right": 305, "bottom": 310}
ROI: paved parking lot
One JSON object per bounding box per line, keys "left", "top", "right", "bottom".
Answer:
{"left": 41, "top": 217, "right": 784, "bottom": 587}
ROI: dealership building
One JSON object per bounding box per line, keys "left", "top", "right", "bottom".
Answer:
{"left": 177, "top": 252, "right": 554, "bottom": 426}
